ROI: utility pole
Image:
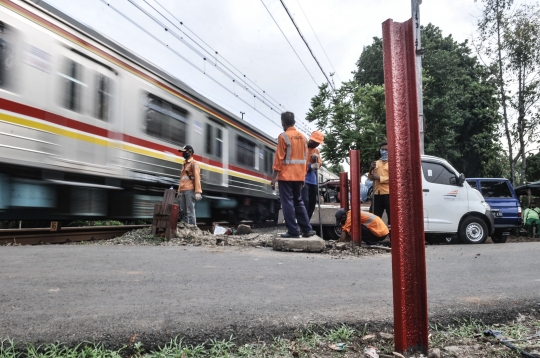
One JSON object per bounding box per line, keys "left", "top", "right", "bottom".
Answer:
{"left": 412, "top": 0, "right": 424, "bottom": 154}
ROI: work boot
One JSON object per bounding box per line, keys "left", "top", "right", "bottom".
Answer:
{"left": 302, "top": 230, "right": 316, "bottom": 238}
{"left": 281, "top": 232, "right": 300, "bottom": 238}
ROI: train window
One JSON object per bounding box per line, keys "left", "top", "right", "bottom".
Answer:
{"left": 237, "top": 136, "right": 255, "bottom": 167}
{"left": 61, "top": 58, "right": 84, "bottom": 112}
{"left": 264, "top": 148, "right": 273, "bottom": 174}
{"left": 144, "top": 93, "right": 187, "bottom": 145}
{"left": 215, "top": 128, "right": 223, "bottom": 158}
{"left": 0, "top": 22, "right": 17, "bottom": 91}
{"left": 205, "top": 123, "right": 213, "bottom": 155}
{"left": 95, "top": 73, "right": 112, "bottom": 121}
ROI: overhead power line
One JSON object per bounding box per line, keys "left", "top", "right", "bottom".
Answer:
{"left": 295, "top": 0, "right": 340, "bottom": 84}
{"left": 279, "top": 0, "right": 334, "bottom": 90}
{"left": 99, "top": 0, "right": 288, "bottom": 132}
{"left": 259, "top": 0, "right": 319, "bottom": 88}
{"left": 152, "top": 0, "right": 288, "bottom": 114}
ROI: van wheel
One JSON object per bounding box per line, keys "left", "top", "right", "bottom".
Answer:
{"left": 491, "top": 230, "right": 508, "bottom": 244}
{"left": 459, "top": 217, "right": 488, "bottom": 244}
{"left": 323, "top": 225, "right": 341, "bottom": 241}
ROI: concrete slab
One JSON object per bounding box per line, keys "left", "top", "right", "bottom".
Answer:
{"left": 272, "top": 235, "right": 326, "bottom": 252}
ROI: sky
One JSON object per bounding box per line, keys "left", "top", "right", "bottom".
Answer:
{"left": 42, "top": 0, "right": 496, "bottom": 140}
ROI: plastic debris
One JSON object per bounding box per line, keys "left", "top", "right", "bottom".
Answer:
{"left": 364, "top": 346, "right": 379, "bottom": 357}
{"left": 329, "top": 343, "right": 347, "bottom": 351}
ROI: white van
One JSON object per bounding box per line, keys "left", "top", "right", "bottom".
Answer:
{"left": 421, "top": 155, "right": 494, "bottom": 244}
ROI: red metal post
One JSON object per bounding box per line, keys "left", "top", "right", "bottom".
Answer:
{"left": 339, "top": 172, "right": 349, "bottom": 211}
{"left": 349, "top": 150, "right": 362, "bottom": 244}
{"left": 382, "top": 18, "right": 428, "bottom": 355}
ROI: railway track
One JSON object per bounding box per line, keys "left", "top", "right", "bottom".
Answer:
{"left": 0, "top": 225, "right": 149, "bottom": 246}
{"left": 0, "top": 221, "right": 279, "bottom": 246}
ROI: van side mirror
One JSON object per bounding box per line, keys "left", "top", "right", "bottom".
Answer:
{"left": 458, "top": 173, "right": 465, "bottom": 187}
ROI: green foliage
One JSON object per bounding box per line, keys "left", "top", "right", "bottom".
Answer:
{"left": 526, "top": 152, "right": 540, "bottom": 182}
{"left": 68, "top": 220, "right": 124, "bottom": 227}
{"left": 354, "top": 37, "right": 384, "bottom": 86}
{"left": 475, "top": 0, "right": 540, "bottom": 185}
{"left": 306, "top": 25, "right": 502, "bottom": 177}
{"left": 325, "top": 324, "right": 356, "bottom": 343}
{"left": 421, "top": 24, "right": 502, "bottom": 177}
{"left": 306, "top": 82, "right": 387, "bottom": 170}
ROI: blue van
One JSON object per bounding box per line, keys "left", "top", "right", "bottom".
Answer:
{"left": 466, "top": 178, "right": 522, "bottom": 243}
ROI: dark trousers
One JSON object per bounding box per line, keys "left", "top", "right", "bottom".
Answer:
{"left": 373, "top": 194, "right": 391, "bottom": 224}
{"left": 279, "top": 181, "right": 312, "bottom": 236}
{"left": 301, "top": 183, "right": 318, "bottom": 219}
{"left": 361, "top": 225, "right": 386, "bottom": 245}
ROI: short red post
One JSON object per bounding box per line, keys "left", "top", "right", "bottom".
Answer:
{"left": 382, "top": 18, "right": 428, "bottom": 355}
{"left": 339, "top": 172, "right": 349, "bottom": 211}
{"left": 349, "top": 150, "right": 362, "bottom": 244}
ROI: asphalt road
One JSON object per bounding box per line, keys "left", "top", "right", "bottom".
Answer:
{"left": 0, "top": 243, "right": 539, "bottom": 349}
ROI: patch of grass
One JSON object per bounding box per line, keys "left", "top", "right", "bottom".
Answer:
{"left": 325, "top": 324, "right": 356, "bottom": 343}
{"left": 68, "top": 220, "right": 124, "bottom": 227}
{"left": 208, "top": 336, "right": 235, "bottom": 357}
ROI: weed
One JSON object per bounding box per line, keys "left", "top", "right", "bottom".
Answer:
{"left": 325, "top": 324, "right": 356, "bottom": 343}
{"left": 208, "top": 336, "right": 235, "bottom": 357}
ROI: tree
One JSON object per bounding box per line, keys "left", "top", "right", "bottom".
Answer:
{"left": 306, "top": 82, "right": 386, "bottom": 172}
{"left": 475, "top": 0, "right": 540, "bottom": 185}
{"left": 525, "top": 152, "right": 540, "bottom": 182}
{"left": 306, "top": 26, "right": 502, "bottom": 178}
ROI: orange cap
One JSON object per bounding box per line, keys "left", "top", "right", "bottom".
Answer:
{"left": 309, "top": 130, "right": 324, "bottom": 144}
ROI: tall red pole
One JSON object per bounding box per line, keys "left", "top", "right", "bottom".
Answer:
{"left": 339, "top": 172, "right": 349, "bottom": 211}
{"left": 349, "top": 150, "right": 361, "bottom": 244}
{"left": 382, "top": 18, "right": 428, "bottom": 355}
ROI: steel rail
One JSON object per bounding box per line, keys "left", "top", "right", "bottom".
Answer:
{"left": 0, "top": 225, "right": 149, "bottom": 245}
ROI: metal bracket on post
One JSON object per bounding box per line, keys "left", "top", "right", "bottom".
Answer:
{"left": 349, "top": 150, "right": 362, "bottom": 245}
{"left": 382, "top": 17, "right": 428, "bottom": 355}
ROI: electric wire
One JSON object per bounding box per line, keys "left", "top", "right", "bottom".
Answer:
{"left": 99, "top": 0, "right": 288, "bottom": 133}
{"left": 135, "top": 0, "right": 312, "bottom": 134}
{"left": 279, "top": 0, "right": 334, "bottom": 90}
{"left": 151, "top": 0, "right": 287, "bottom": 113}
{"left": 129, "top": 0, "right": 281, "bottom": 118}
{"left": 259, "top": 0, "right": 319, "bottom": 88}
{"left": 295, "top": 0, "right": 341, "bottom": 83}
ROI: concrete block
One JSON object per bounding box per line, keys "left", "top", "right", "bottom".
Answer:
{"left": 272, "top": 236, "right": 325, "bottom": 253}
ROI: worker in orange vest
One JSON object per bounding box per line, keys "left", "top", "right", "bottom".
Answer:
{"left": 335, "top": 208, "right": 389, "bottom": 245}
{"left": 302, "top": 130, "right": 324, "bottom": 219}
{"left": 271, "top": 112, "right": 315, "bottom": 238}
{"left": 177, "top": 145, "right": 202, "bottom": 225}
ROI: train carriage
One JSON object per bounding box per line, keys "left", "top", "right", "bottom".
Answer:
{"left": 0, "top": 0, "right": 278, "bottom": 223}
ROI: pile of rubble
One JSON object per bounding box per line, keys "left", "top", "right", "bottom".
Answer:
{"left": 85, "top": 223, "right": 391, "bottom": 257}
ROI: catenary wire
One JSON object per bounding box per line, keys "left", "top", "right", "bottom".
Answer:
{"left": 132, "top": 0, "right": 312, "bottom": 134}
{"left": 134, "top": 0, "right": 312, "bottom": 134}
{"left": 295, "top": 0, "right": 341, "bottom": 84}
{"left": 259, "top": 0, "right": 319, "bottom": 88}
{"left": 99, "top": 0, "right": 290, "bottom": 133}
{"left": 151, "top": 0, "right": 288, "bottom": 113}
{"left": 279, "top": 0, "right": 334, "bottom": 90}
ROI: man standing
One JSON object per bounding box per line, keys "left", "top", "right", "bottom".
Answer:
{"left": 177, "top": 145, "right": 202, "bottom": 225}
{"left": 335, "top": 208, "right": 389, "bottom": 246}
{"left": 271, "top": 112, "right": 315, "bottom": 238}
{"left": 523, "top": 202, "right": 540, "bottom": 238}
{"left": 368, "top": 140, "right": 391, "bottom": 224}
{"left": 302, "top": 130, "right": 324, "bottom": 219}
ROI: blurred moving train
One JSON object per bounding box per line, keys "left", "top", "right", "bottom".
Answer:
{"left": 0, "top": 0, "right": 337, "bottom": 223}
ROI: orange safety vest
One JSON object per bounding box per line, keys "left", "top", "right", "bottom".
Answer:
{"left": 342, "top": 210, "right": 389, "bottom": 237}
{"left": 178, "top": 158, "right": 202, "bottom": 193}
{"left": 272, "top": 126, "right": 308, "bottom": 181}
{"left": 373, "top": 159, "right": 389, "bottom": 195}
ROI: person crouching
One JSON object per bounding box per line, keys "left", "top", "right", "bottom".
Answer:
{"left": 335, "top": 208, "right": 389, "bottom": 245}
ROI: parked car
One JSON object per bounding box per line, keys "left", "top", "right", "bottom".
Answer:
{"left": 466, "top": 178, "right": 522, "bottom": 243}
